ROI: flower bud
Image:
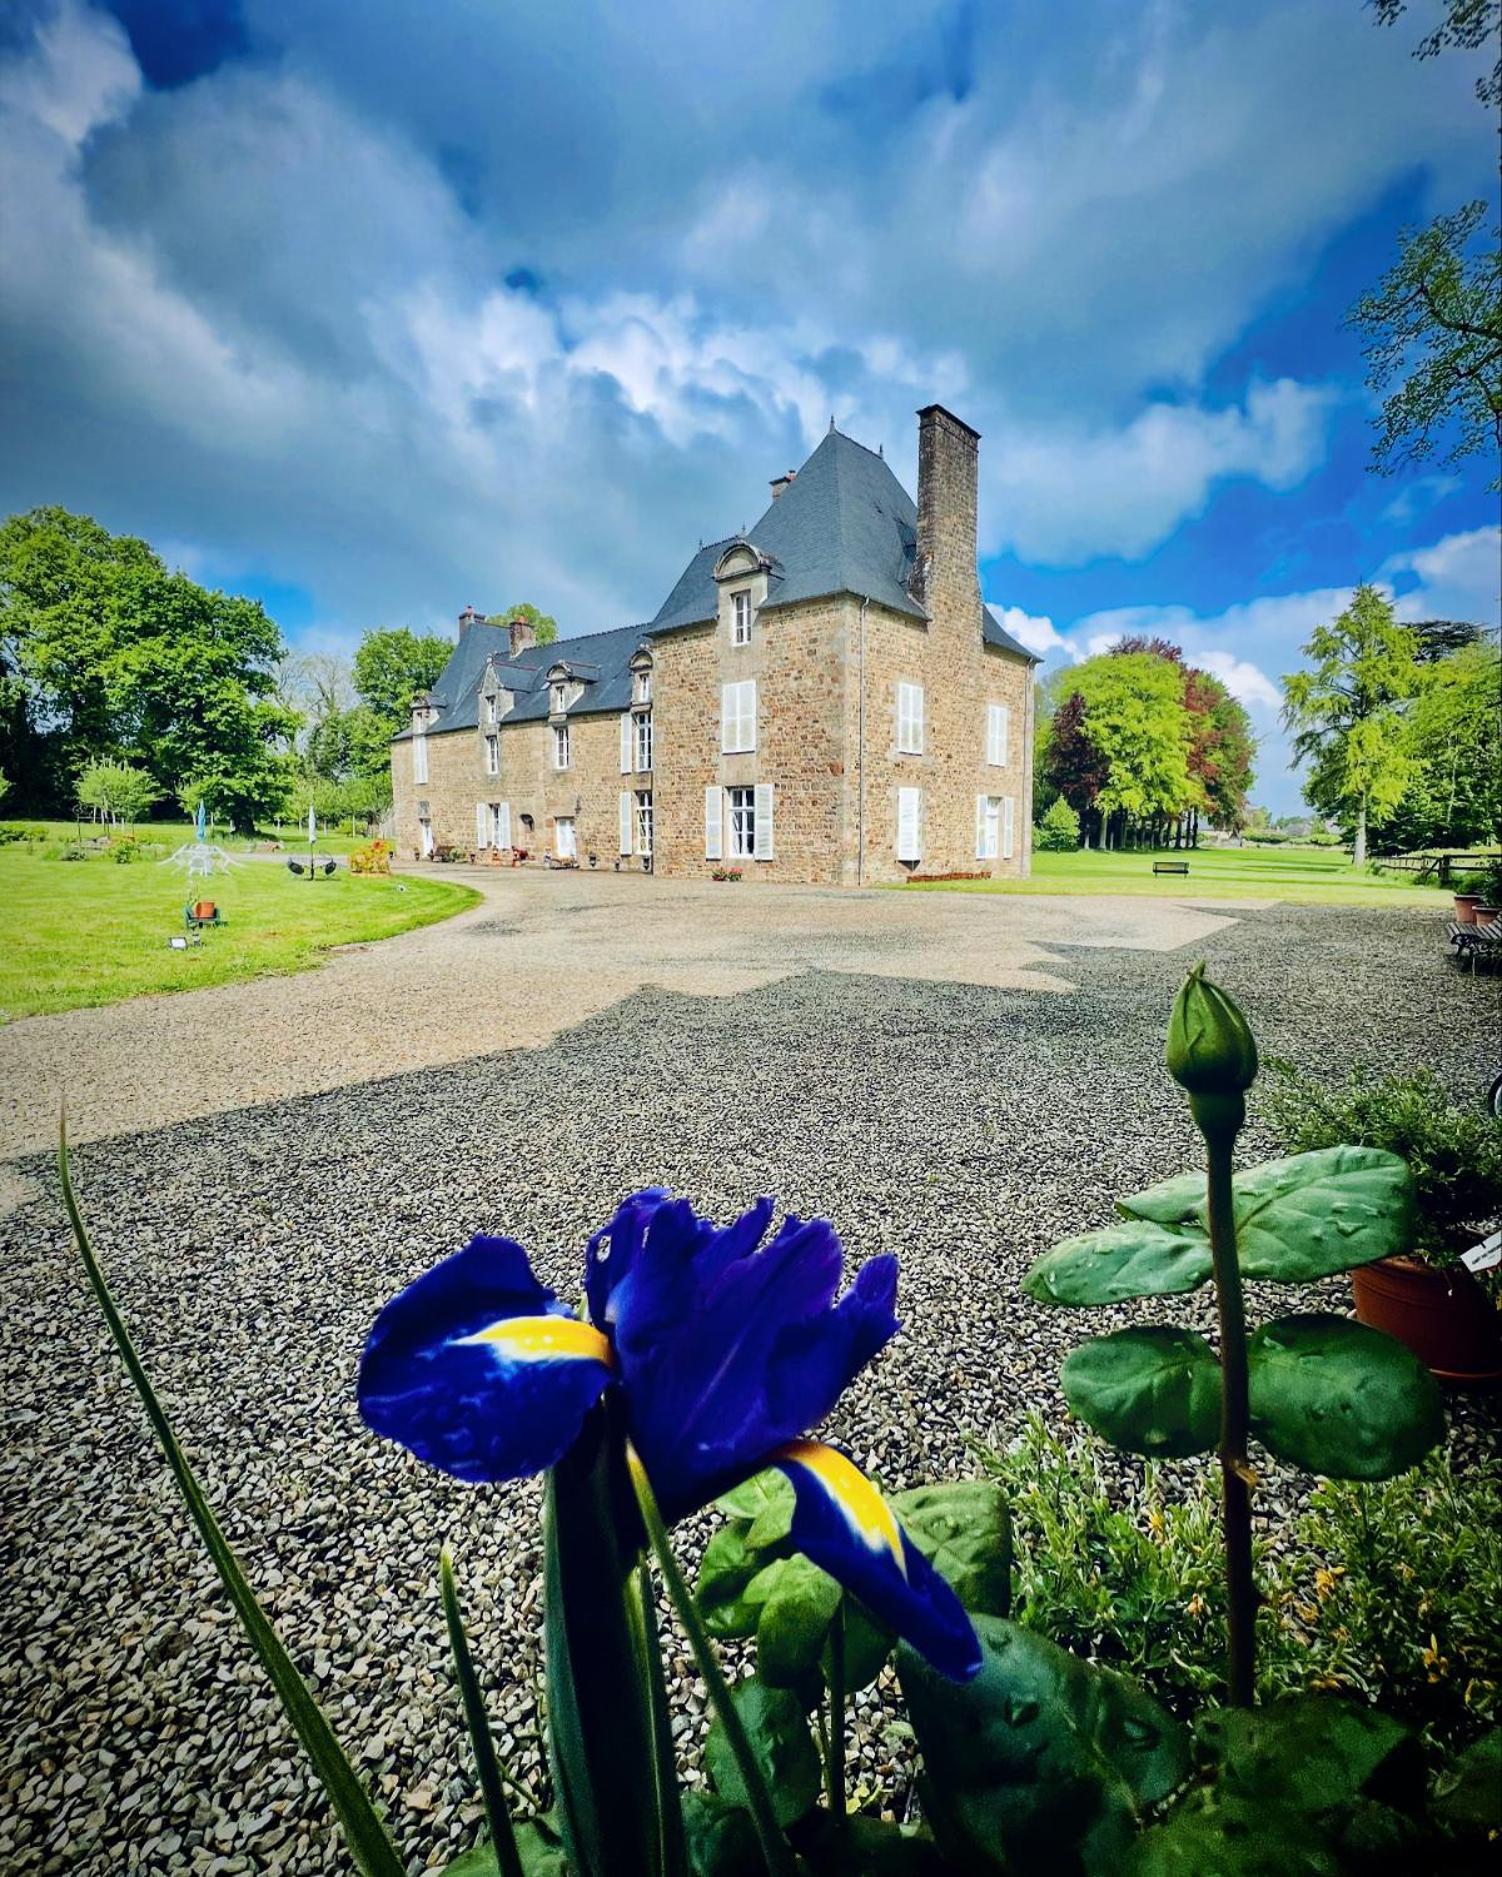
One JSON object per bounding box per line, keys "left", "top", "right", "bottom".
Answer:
{"left": 1165, "top": 963, "right": 1258, "bottom": 1097}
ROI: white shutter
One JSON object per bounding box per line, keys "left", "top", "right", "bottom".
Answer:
{"left": 987, "top": 702, "right": 1010, "bottom": 766}
{"left": 997, "top": 704, "right": 1010, "bottom": 766}
{"left": 897, "top": 787, "right": 921, "bottom": 862}
{"left": 619, "top": 790, "right": 633, "bottom": 855}
{"left": 754, "top": 783, "right": 774, "bottom": 860}
{"left": 498, "top": 801, "right": 512, "bottom": 848}
{"left": 475, "top": 802, "right": 487, "bottom": 848}
{"left": 720, "top": 685, "right": 733, "bottom": 753}
{"left": 976, "top": 794, "right": 989, "bottom": 860}
{"left": 1003, "top": 795, "right": 1016, "bottom": 861}
{"left": 620, "top": 713, "right": 632, "bottom": 774}
{"left": 914, "top": 684, "right": 925, "bottom": 753}
{"left": 705, "top": 785, "right": 723, "bottom": 859}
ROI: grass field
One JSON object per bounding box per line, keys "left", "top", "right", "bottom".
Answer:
{"left": 0, "top": 847, "right": 479, "bottom": 1021}
{"left": 2, "top": 816, "right": 369, "bottom": 854}
{"left": 903, "top": 843, "right": 1460, "bottom": 906}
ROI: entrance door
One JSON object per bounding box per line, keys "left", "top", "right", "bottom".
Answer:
{"left": 555, "top": 816, "right": 577, "bottom": 860}
{"left": 419, "top": 816, "right": 435, "bottom": 857}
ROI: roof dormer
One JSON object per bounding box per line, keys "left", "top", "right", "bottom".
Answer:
{"left": 712, "top": 538, "right": 776, "bottom": 583}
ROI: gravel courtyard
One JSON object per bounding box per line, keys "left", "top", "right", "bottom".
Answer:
{"left": 2, "top": 889, "right": 1498, "bottom": 1873}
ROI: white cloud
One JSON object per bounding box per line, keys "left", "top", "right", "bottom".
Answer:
{"left": 988, "top": 604, "right": 1067, "bottom": 658}
{"left": 1380, "top": 527, "right": 1502, "bottom": 626}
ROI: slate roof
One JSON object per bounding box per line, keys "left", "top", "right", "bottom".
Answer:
{"left": 399, "top": 423, "right": 1037, "bottom": 740}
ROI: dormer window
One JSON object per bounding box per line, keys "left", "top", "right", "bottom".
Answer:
{"left": 634, "top": 668, "right": 652, "bottom": 705}
{"left": 550, "top": 682, "right": 567, "bottom": 715}
{"left": 484, "top": 692, "right": 498, "bottom": 727}
{"left": 732, "top": 591, "right": 753, "bottom": 646}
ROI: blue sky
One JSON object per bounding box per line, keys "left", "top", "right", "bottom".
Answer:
{"left": 1, "top": 0, "right": 1496, "bottom": 812}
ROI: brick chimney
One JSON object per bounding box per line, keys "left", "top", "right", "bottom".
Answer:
{"left": 769, "top": 469, "right": 797, "bottom": 501}
{"left": 910, "top": 404, "right": 980, "bottom": 626}
{"left": 507, "top": 614, "right": 537, "bottom": 657}
{"left": 457, "top": 603, "right": 481, "bottom": 637}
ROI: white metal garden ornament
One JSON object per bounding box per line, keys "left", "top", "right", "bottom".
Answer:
{"left": 162, "top": 800, "right": 239, "bottom": 880}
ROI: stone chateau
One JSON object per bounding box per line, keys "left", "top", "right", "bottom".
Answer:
{"left": 390, "top": 404, "right": 1039, "bottom": 885}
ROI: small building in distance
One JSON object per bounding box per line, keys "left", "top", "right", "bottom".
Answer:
{"left": 390, "top": 403, "right": 1039, "bottom": 883}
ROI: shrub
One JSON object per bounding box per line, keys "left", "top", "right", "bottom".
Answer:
{"left": 348, "top": 837, "right": 393, "bottom": 875}
{"left": 710, "top": 866, "right": 743, "bottom": 881}
{"left": 1260, "top": 1065, "right": 1502, "bottom": 1274}
{"left": 106, "top": 833, "right": 160, "bottom": 864}
{"left": 1034, "top": 796, "right": 1081, "bottom": 851}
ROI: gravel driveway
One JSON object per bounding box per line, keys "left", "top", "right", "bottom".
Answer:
{"left": 2, "top": 898, "right": 1497, "bottom": 1873}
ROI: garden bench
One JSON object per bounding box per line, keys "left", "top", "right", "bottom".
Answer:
{"left": 1152, "top": 860, "right": 1190, "bottom": 876}
{"left": 1448, "top": 919, "right": 1501, "bottom": 971}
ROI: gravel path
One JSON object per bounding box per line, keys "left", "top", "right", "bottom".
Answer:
{"left": 2, "top": 903, "right": 1497, "bottom": 1873}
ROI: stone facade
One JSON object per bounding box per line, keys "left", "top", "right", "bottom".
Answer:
{"left": 391, "top": 404, "right": 1036, "bottom": 884}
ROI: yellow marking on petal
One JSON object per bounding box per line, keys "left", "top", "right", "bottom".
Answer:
{"left": 460, "top": 1315, "right": 614, "bottom": 1366}
{"left": 780, "top": 1439, "right": 906, "bottom": 1575}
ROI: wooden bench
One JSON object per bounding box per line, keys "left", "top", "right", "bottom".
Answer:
{"left": 1152, "top": 861, "right": 1190, "bottom": 876}
{"left": 1448, "top": 920, "right": 1502, "bottom": 971}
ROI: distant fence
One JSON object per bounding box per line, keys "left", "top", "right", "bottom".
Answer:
{"left": 1376, "top": 850, "right": 1502, "bottom": 885}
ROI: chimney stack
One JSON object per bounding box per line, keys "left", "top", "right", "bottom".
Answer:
{"left": 457, "top": 603, "right": 481, "bottom": 637}
{"left": 507, "top": 614, "right": 537, "bottom": 657}
{"left": 910, "top": 405, "right": 980, "bottom": 621}
{"left": 769, "top": 469, "right": 797, "bottom": 501}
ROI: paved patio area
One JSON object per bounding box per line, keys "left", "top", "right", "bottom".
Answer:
{"left": 0, "top": 866, "right": 1257, "bottom": 1163}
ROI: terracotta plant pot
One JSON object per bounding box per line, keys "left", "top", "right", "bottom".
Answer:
{"left": 1352, "top": 1255, "right": 1502, "bottom": 1385}
{"left": 1453, "top": 893, "right": 1482, "bottom": 925}
{"left": 1476, "top": 905, "right": 1501, "bottom": 926}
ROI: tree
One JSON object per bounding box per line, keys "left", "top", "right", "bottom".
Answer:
{"left": 1348, "top": 202, "right": 1502, "bottom": 487}
{"left": 1282, "top": 585, "right": 1421, "bottom": 866}
{"left": 1380, "top": 635, "right": 1502, "bottom": 849}
{"left": 1183, "top": 667, "right": 1256, "bottom": 833}
{"left": 1034, "top": 796, "right": 1081, "bottom": 851}
{"left": 1039, "top": 691, "right": 1110, "bottom": 833}
{"left": 486, "top": 601, "right": 557, "bottom": 646}
{"left": 1408, "top": 617, "right": 1485, "bottom": 661}
{"left": 352, "top": 627, "right": 452, "bottom": 734}
{"left": 1370, "top": 0, "right": 1501, "bottom": 109}
{"left": 75, "top": 758, "right": 157, "bottom": 826}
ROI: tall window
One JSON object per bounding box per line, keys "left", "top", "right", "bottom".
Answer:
{"left": 553, "top": 723, "right": 571, "bottom": 769}
{"left": 484, "top": 693, "right": 498, "bottom": 727}
{"left": 634, "top": 668, "right": 652, "bottom": 704}
{"left": 897, "top": 682, "right": 925, "bottom": 755}
{"left": 412, "top": 733, "right": 429, "bottom": 785}
{"left": 485, "top": 733, "right": 500, "bottom": 775}
{"left": 721, "top": 679, "right": 757, "bottom": 753}
{"left": 635, "top": 710, "right": 654, "bottom": 771}
{"left": 550, "top": 682, "right": 568, "bottom": 714}
{"left": 986, "top": 702, "right": 1010, "bottom": 767}
{"left": 727, "top": 785, "right": 756, "bottom": 859}
{"left": 896, "top": 786, "right": 922, "bottom": 862}
{"left": 732, "top": 590, "right": 753, "bottom": 645}
{"left": 976, "top": 794, "right": 1002, "bottom": 860}
{"left": 555, "top": 816, "right": 576, "bottom": 860}
{"left": 635, "top": 790, "right": 654, "bottom": 856}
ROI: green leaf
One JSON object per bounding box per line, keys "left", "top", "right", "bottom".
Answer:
{"left": 898, "top": 1615, "right": 1190, "bottom": 1875}
{"left": 444, "top": 1819, "right": 569, "bottom": 1877}
{"left": 841, "top": 1600, "right": 895, "bottom": 1692}
{"left": 1432, "top": 1726, "right": 1502, "bottom": 1834}
{"left": 795, "top": 1813, "right": 951, "bottom": 1874}
{"left": 1229, "top": 1147, "right": 1414, "bottom": 1281}
{"left": 890, "top": 1480, "right": 1013, "bottom": 1617}
{"left": 1126, "top": 1795, "right": 1343, "bottom": 1875}
{"left": 1117, "top": 1170, "right": 1206, "bottom": 1227}
{"left": 717, "top": 1469, "right": 796, "bottom": 1549}
{"left": 744, "top": 1555, "right": 842, "bottom": 1689}
{"left": 1024, "top": 1221, "right": 1213, "bottom": 1307}
{"left": 680, "top": 1791, "right": 763, "bottom": 1877}
{"left": 704, "top": 1680, "right": 820, "bottom": 1830}
{"left": 1192, "top": 1697, "right": 1422, "bottom": 1818}
{"left": 1061, "top": 1328, "right": 1221, "bottom": 1459}
{"left": 697, "top": 1522, "right": 766, "bottom": 1639}
{"left": 1248, "top": 1314, "right": 1445, "bottom": 1480}
{"left": 441, "top": 1546, "right": 524, "bottom": 1877}
{"left": 57, "top": 1127, "right": 407, "bottom": 1877}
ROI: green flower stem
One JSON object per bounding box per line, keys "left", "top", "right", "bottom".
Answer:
{"left": 1195, "top": 1092, "right": 1257, "bottom": 1707}
{"left": 440, "top": 1545, "right": 524, "bottom": 1877}
{"left": 824, "top": 1602, "right": 846, "bottom": 1823}
{"left": 626, "top": 1447, "right": 797, "bottom": 1877}
{"left": 635, "top": 1560, "right": 689, "bottom": 1877}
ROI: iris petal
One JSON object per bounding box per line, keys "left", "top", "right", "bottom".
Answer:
{"left": 608, "top": 1197, "right": 899, "bottom": 1521}
{"left": 774, "top": 1441, "right": 982, "bottom": 1682}
{"left": 358, "top": 1234, "right": 613, "bottom": 1483}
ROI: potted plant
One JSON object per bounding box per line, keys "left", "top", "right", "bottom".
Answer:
{"left": 1452, "top": 872, "right": 1484, "bottom": 925}
{"left": 1263, "top": 1067, "right": 1502, "bottom": 1384}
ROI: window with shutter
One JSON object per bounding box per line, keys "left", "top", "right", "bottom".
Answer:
{"left": 754, "top": 783, "right": 774, "bottom": 860}
{"left": 635, "top": 790, "right": 654, "bottom": 856}
{"left": 727, "top": 786, "right": 756, "bottom": 859}
{"left": 704, "top": 785, "right": 723, "bottom": 859}
{"left": 986, "top": 702, "right": 1010, "bottom": 767}
{"left": 896, "top": 787, "right": 922, "bottom": 861}
{"left": 412, "top": 734, "right": 429, "bottom": 784}
{"left": 497, "top": 801, "right": 512, "bottom": 849}
{"left": 975, "top": 794, "right": 988, "bottom": 860}
{"left": 619, "top": 791, "right": 633, "bottom": 854}
{"left": 897, "top": 682, "right": 924, "bottom": 754}
{"left": 620, "top": 714, "right": 632, "bottom": 773}
{"left": 1003, "top": 795, "right": 1016, "bottom": 861}
{"left": 635, "top": 711, "right": 654, "bottom": 771}
{"left": 976, "top": 795, "right": 1001, "bottom": 860}
{"left": 485, "top": 733, "right": 500, "bottom": 775}
{"left": 721, "top": 680, "right": 756, "bottom": 753}
{"left": 475, "top": 802, "right": 487, "bottom": 848}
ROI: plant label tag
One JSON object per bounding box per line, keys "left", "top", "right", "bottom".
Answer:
{"left": 1461, "top": 1229, "right": 1502, "bottom": 1274}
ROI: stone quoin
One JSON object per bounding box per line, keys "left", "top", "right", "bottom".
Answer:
{"left": 389, "top": 405, "right": 1039, "bottom": 884}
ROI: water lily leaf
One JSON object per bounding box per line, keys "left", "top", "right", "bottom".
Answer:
{"left": 1062, "top": 1328, "right": 1220, "bottom": 1459}
{"left": 1117, "top": 1170, "right": 1206, "bottom": 1227}
{"left": 1229, "top": 1148, "right": 1415, "bottom": 1281}
{"left": 898, "top": 1615, "right": 1189, "bottom": 1875}
{"left": 704, "top": 1678, "right": 820, "bottom": 1829}
{"left": 1248, "top": 1315, "right": 1444, "bottom": 1480}
{"left": 717, "top": 1469, "right": 796, "bottom": 1549}
{"left": 890, "top": 1480, "right": 1013, "bottom": 1617}
{"left": 680, "top": 1790, "right": 762, "bottom": 1877}
{"left": 1024, "top": 1222, "right": 1213, "bottom": 1307}
{"left": 696, "top": 1522, "right": 764, "bottom": 1639}
{"left": 744, "top": 1554, "right": 841, "bottom": 1688}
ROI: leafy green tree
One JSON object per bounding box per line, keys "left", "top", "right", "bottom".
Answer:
{"left": 352, "top": 627, "right": 452, "bottom": 734}
{"left": 1184, "top": 667, "right": 1256, "bottom": 833}
{"left": 486, "top": 601, "right": 558, "bottom": 646}
{"left": 1370, "top": 0, "right": 1501, "bottom": 109}
{"left": 1381, "top": 636, "right": 1502, "bottom": 849}
{"left": 1282, "top": 585, "right": 1421, "bottom": 866}
{"left": 1035, "top": 796, "right": 1081, "bottom": 851}
{"left": 1066, "top": 652, "right": 1196, "bottom": 823}
{"left": 75, "top": 759, "right": 157, "bottom": 826}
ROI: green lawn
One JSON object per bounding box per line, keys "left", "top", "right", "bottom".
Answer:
{"left": 902, "top": 843, "right": 1458, "bottom": 906}
{"left": 3, "top": 816, "right": 368, "bottom": 854}
{"left": 0, "top": 847, "right": 479, "bottom": 1021}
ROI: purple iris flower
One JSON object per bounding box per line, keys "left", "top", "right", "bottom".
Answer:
{"left": 358, "top": 1189, "right": 981, "bottom": 1681}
